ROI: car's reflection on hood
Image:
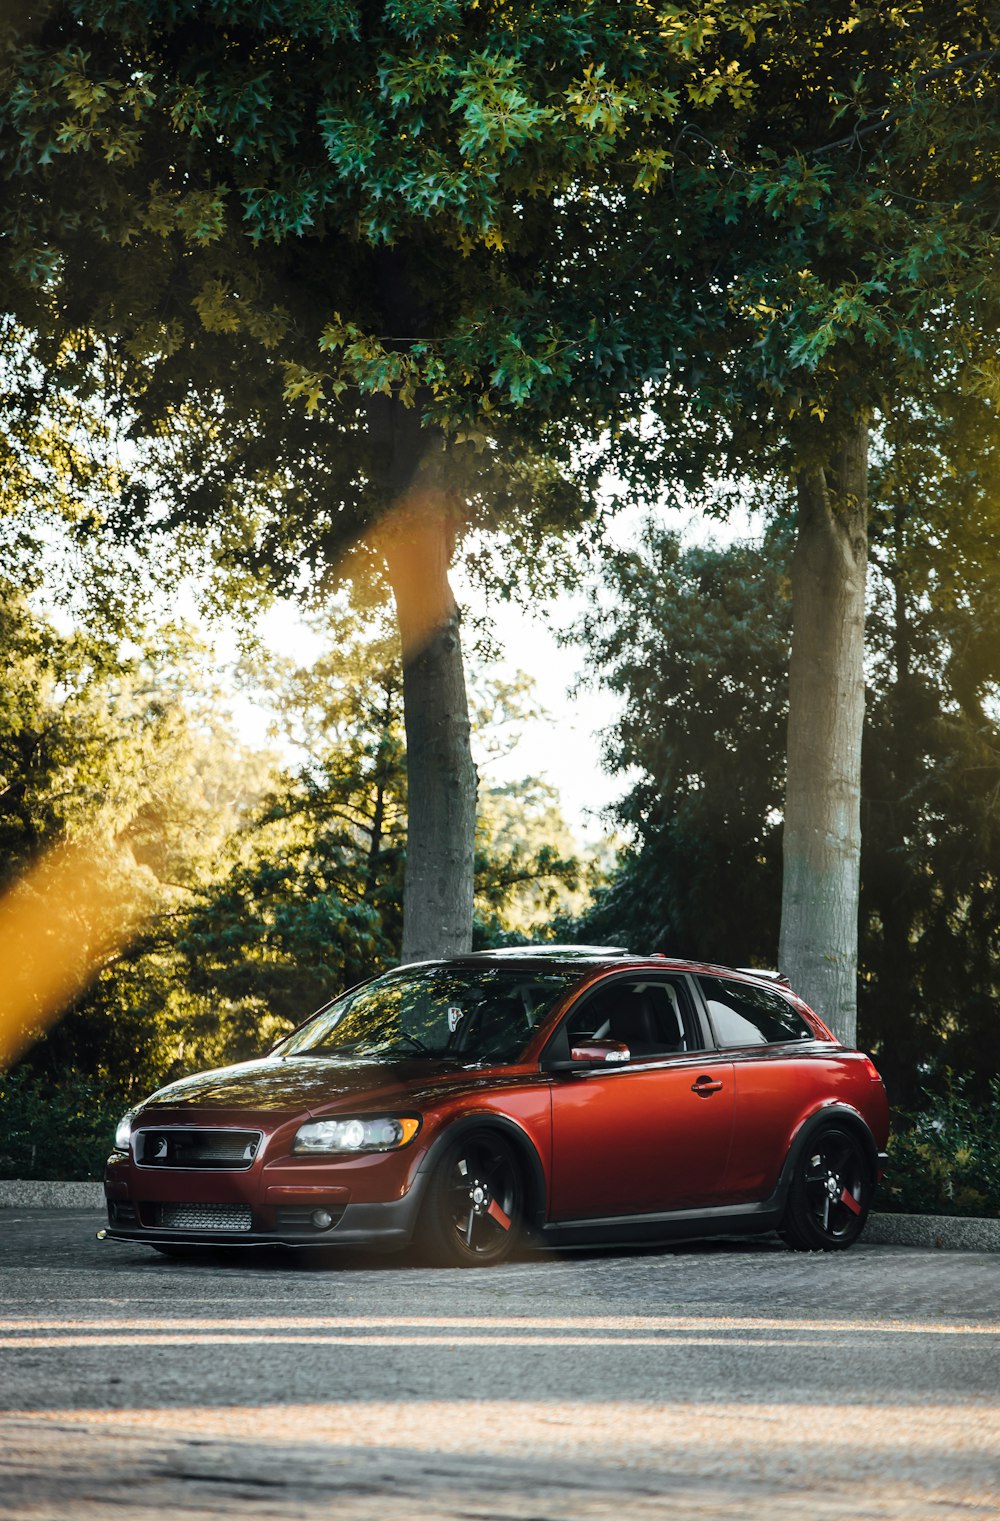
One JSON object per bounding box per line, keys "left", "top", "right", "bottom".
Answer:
{"left": 139, "top": 1051, "right": 468, "bottom": 1113}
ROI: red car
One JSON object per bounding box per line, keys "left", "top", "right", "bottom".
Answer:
{"left": 102, "top": 947, "right": 889, "bottom": 1265}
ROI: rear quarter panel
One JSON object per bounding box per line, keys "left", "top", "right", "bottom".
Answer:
{"left": 724, "top": 1047, "right": 889, "bottom": 1203}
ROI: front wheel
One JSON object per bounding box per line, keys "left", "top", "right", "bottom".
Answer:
{"left": 419, "top": 1129, "right": 525, "bottom": 1267}
{"left": 780, "top": 1124, "right": 872, "bottom": 1252}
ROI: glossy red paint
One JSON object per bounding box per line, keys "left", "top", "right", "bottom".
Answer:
{"left": 548, "top": 1057, "right": 736, "bottom": 1217}
{"left": 101, "top": 950, "right": 890, "bottom": 1260}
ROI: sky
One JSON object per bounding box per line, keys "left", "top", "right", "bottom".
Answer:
{"left": 241, "top": 569, "right": 618, "bottom": 844}
{"left": 238, "top": 499, "right": 762, "bottom": 848}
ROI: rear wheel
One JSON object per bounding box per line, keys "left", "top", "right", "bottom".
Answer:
{"left": 419, "top": 1129, "right": 524, "bottom": 1267}
{"left": 781, "top": 1124, "right": 872, "bottom": 1252}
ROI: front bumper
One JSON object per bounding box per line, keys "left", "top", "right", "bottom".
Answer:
{"left": 102, "top": 1128, "right": 431, "bottom": 1250}
{"left": 101, "top": 1186, "right": 428, "bottom": 1250}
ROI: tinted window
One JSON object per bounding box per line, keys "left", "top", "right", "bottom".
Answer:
{"left": 699, "top": 976, "right": 813, "bottom": 1047}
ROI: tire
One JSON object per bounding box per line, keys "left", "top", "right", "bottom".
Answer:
{"left": 780, "top": 1124, "right": 873, "bottom": 1252}
{"left": 419, "top": 1129, "right": 525, "bottom": 1267}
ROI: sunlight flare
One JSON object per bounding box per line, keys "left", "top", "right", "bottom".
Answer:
{"left": 0, "top": 839, "right": 149, "bottom": 1067}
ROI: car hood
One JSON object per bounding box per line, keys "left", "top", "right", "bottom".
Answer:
{"left": 139, "top": 1054, "right": 479, "bottom": 1118}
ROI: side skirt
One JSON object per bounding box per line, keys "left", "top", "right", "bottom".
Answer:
{"left": 538, "top": 1197, "right": 787, "bottom": 1250}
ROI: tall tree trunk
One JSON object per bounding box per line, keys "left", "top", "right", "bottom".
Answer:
{"left": 364, "top": 248, "right": 477, "bottom": 962}
{"left": 380, "top": 495, "right": 477, "bottom": 963}
{"left": 779, "top": 415, "right": 869, "bottom": 1044}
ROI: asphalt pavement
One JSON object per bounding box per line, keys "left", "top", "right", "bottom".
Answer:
{"left": 0, "top": 1207, "right": 998, "bottom": 1520}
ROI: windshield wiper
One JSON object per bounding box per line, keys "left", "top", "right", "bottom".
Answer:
{"left": 393, "top": 1031, "right": 432, "bottom": 1055}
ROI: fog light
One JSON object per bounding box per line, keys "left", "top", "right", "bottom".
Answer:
{"left": 311, "top": 1208, "right": 334, "bottom": 1230}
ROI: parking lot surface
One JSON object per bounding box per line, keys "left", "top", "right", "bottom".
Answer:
{"left": 1, "top": 1208, "right": 998, "bottom": 1520}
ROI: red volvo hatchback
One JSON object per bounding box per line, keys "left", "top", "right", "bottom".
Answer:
{"left": 102, "top": 947, "right": 889, "bottom": 1265}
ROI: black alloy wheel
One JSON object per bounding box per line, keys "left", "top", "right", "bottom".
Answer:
{"left": 420, "top": 1130, "right": 525, "bottom": 1267}
{"left": 781, "top": 1124, "right": 872, "bottom": 1252}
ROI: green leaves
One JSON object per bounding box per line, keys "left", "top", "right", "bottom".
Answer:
{"left": 745, "top": 152, "right": 833, "bottom": 216}
{"left": 452, "top": 51, "right": 553, "bottom": 158}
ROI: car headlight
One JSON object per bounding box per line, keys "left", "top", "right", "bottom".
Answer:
{"left": 114, "top": 1108, "right": 139, "bottom": 1152}
{"left": 292, "top": 1116, "right": 420, "bottom": 1155}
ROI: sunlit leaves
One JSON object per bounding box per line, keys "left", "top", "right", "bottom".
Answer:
{"left": 452, "top": 52, "right": 552, "bottom": 157}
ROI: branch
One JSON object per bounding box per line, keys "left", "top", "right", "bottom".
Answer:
{"left": 813, "top": 47, "right": 1000, "bottom": 158}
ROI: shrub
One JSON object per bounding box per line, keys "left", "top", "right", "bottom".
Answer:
{"left": 0, "top": 1069, "right": 127, "bottom": 1180}
{"left": 879, "top": 1077, "right": 1000, "bottom": 1219}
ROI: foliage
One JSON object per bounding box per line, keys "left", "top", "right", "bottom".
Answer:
{"left": 0, "top": 1, "right": 616, "bottom": 607}
{"left": 0, "top": 1066, "right": 128, "bottom": 1181}
{"left": 6, "top": 0, "right": 992, "bottom": 446}
{"left": 0, "top": 580, "right": 276, "bottom": 1087}
{"left": 0, "top": 319, "right": 160, "bottom": 639}
{"left": 175, "top": 604, "right": 584, "bottom": 1020}
{"left": 474, "top": 777, "right": 583, "bottom": 944}
{"left": 880, "top": 1078, "right": 1000, "bottom": 1220}
{"left": 12, "top": 3, "right": 998, "bottom": 560}
{"left": 0, "top": 583, "right": 266, "bottom": 901}
{"left": 571, "top": 471, "right": 1000, "bottom": 1105}
{"left": 573, "top": 524, "right": 791, "bottom": 964}
{"left": 859, "top": 394, "right": 1000, "bottom": 1104}
{"left": 3, "top": 585, "right": 587, "bottom": 1114}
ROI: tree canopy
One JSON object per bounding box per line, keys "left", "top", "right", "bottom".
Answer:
{"left": 3, "top": 0, "right": 1000, "bottom": 1038}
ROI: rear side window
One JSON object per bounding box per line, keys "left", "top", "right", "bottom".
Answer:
{"left": 699, "top": 975, "right": 813, "bottom": 1048}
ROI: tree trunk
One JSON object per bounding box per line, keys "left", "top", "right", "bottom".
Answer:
{"left": 778, "top": 415, "right": 869, "bottom": 1044}
{"left": 363, "top": 248, "right": 477, "bottom": 962}
{"left": 381, "top": 501, "right": 477, "bottom": 963}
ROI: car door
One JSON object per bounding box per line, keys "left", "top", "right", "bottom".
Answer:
{"left": 694, "top": 973, "right": 826, "bottom": 1203}
{"left": 546, "top": 975, "right": 736, "bottom": 1220}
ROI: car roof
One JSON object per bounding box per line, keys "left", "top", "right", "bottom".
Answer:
{"left": 458, "top": 944, "right": 631, "bottom": 963}
{"left": 440, "top": 946, "right": 795, "bottom": 991}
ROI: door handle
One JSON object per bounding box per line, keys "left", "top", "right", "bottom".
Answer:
{"left": 691, "top": 1076, "right": 724, "bottom": 1095}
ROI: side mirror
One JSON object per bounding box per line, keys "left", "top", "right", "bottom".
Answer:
{"left": 544, "top": 1040, "right": 631, "bottom": 1073}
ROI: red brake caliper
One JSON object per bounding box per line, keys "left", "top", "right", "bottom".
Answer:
{"left": 840, "top": 1187, "right": 862, "bottom": 1216}
{"left": 486, "top": 1199, "right": 511, "bottom": 1231}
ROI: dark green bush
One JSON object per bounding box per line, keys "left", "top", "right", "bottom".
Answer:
{"left": 0, "top": 1069, "right": 127, "bottom": 1180}
{"left": 879, "top": 1077, "right": 1000, "bottom": 1219}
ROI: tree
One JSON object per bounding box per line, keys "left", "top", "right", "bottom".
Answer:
{"left": 8, "top": 5, "right": 999, "bottom": 1021}
{"left": 577, "top": 432, "right": 1000, "bottom": 1104}
{"left": 557, "top": 3, "right": 1000, "bottom": 1040}
{"left": 69, "top": 599, "right": 582, "bottom": 1084}
{"left": 0, "top": 575, "right": 271, "bottom": 1080}
{"left": 0, "top": 0, "right": 648, "bottom": 960}
{"left": 576, "top": 526, "right": 790, "bottom": 964}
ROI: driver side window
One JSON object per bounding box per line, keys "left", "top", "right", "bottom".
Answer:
{"left": 560, "top": 978, "right": 702, "bottom": 1060}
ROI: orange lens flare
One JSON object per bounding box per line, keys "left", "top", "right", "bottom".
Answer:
{"left": 367, "top": 489, "right": 463, "bottom": 661}
{"left": 0, "top": 840, "right": 146, "bottom": 1068}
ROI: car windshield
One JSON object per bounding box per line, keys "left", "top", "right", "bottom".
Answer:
{"left": 275, "top": 964, "right": 578, "bottom": 1065}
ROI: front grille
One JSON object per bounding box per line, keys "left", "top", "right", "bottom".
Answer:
{"left": 154, "top": 1203, "right": 253, "bottom": 1232}
{"left": 135, "top": 1128, "right": 263, "bottom": 1170}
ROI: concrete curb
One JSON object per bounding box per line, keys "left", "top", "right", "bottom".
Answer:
{"left": 0, "top": 1180, "right": 104, "bottom": 1209}
{"left": 0, "top": 1182, "right": 998, "bottom": 1250}
{"left": 861, "top": 1210, "right": 1000, "bottom": 1252}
